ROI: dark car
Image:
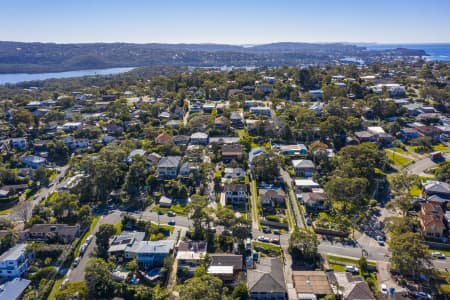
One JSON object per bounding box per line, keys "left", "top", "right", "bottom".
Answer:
{"left": 262, "top": 227, "right": 271, "bottom": 234}
{"left": 168, "top": 220, "right": 176, "bottom": 226}
{"left": 157, "top": 210, "right": 164, "bottom": 215}
{"left": 273, "top": 230, "right": 281, "bottom": 235}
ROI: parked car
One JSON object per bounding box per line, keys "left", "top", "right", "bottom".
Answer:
{"left": 431, "top": 251, "right": 446, "bottom": 259}
{"left": 86, "top": 235, "right": 93, "bottom": 244}
{"left": 257, "top": 236, "right": 270, "bottom": 243}
{"left": 270, "top": 238, "right": 280, "bottom": 244}
{"left": 415, "top": 291, "right": 432, "bottom": 299}
{"left": 376, "top": 236, "right": 385, "bottom": 246}
{"left": 73, "top": 257, "right": 81, "bottom": 267}
{"left": 79, "top": 243, "right": 88, "bottom": 255}
{"left": 380, "top": 284, "right": 388, "bottom": 295}
{"left": 345, "top": 265, "right": 359, "bottom": 273}
{"left": 273, "top": 230, "right": 281, "bottom": 235}
{"left": 306, "top": 218, "right": 312, "bottom": 226}
{"left": 262, "top": 227, "right": 271, "bottom": 234}
{"left": 168, "top": 219, "right": 176, "bottom": 226}
{"left": 168, "top": 211, "right": 176, "bottom": 217}
{"left": 157, "top": 210, "right": 164, "bottom": 215}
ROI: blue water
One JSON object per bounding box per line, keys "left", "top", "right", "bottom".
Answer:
{"left": 364, "top": 43, "right": 450, "bottom": 61}
{"left": 0, "top": 67, "right": 135, "bottom": 85}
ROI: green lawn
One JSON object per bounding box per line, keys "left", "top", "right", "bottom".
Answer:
{"left": 384, "top": 149, "right": 413, "bottom": 168}
{"left": 433, "top": 144, "right": 450, "bottom": 153}
{"left": 327, "top": 255, "right": 377, "bottom": 267}
{"left": 253, "top": 241, "right": 281, "bottom": 255}
{"left": 0, "top": 208, "right": 13, "bottom": 215}
{"left": 152, "top": 204, "right": 187, "bottom": 215}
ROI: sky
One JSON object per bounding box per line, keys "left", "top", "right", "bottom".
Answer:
{"left": 0, "top": 0, "right": 449, "bottom": 44}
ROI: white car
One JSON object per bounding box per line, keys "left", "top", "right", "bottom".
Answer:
{"left": 73, "top": 257, "right": 81, "bottom": 267}
{"left": 376, "top": 236, "right": 385, "bottom": 246}
{"left": 380, "top": 284, "right": 388, "bottom": 295}
{"left": 86, "top": 235, "right": 93, "bottom": 244}
{"left": 431, "top": 251, "right": 446, "bottom": 259}
{"left": 345, "top": 265, "right": 359, "bottom": 273}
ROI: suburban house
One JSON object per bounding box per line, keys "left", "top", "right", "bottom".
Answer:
{"left": 62, "top": 122, "right": 82, "bottom": 132}
{"left": 223, "top": 168, "right": 246, "bottom": 183}
{"left": 400, "top": 128, "right": 420, "bottom": 140}
{"left": 106, "top": 123, "right": 123, "bottom": 135}
{"left": 172, "top": 135, "right": 190, "bottom": 146}
{"left": 259, "top": 189, "right": 286, "bottom": 208}
{"left": 292, "top": 160, "right": 315, "bottom": 177}
{"left": 208, "top": 254, "right": 243, "bottom": 283}
{"left": 127, "top": 149, "right": 147, "bottom": 163}
{"left": 28, "top": 224, "right": 80, "bottom": 243}
{"left": 180, "top": 162, "right": 199, "bottom": 178}
{"left": 155, "top": 132, "right": 173, "bottom": 144}
{"left": 221, "top": 144, "right": 243, "bottom": 162}
{"left": 250, "top": 106, "right": 271, "bottom": 117}
{"left": 214, "top": 116, "right": 230, "bottom": 129}
{"left": 108, "top": 231, "right": 146, "bottom": 258}
{"left": 176, "top": 240, "right": 207, "bottom": 273}
{"left": 419, "top": 202, "right": 446, "bottom": 239}
{"left": 257, "top": 83, "right": 273, "bottom": 94}
{"left": 224, "top": 183, "right": 248, "bottom": 206}
{"left": 9, "top": 138, "right": 28, "bottom": 150}
{"left": 278, "top": 144, "right": 308, "bottom": 156}
{"left": 203, "top": 103, "right": 216, "bottom": 113}
{"left": 126, "top": 240, "right": 175, "bottom": 269}
{"left": 190, "top": 132, "right": 209, "bottom": 145}
{"left": 157, "top": 156, "right": 182, "bottom": 178}
{"left": 416, "top": 126, "right": 443, "bottom": 143}
{"left": 0, "top": 278, "right": 32, "bottom": 300}
{"left": 20, "top": 155, "right": 46, "bottom": 168}
{"left": 0, "top": 244, "right": 31, "bottom": 279}
{"left": 63, "top": 137, "right": 90, "bottom": 149}
{"left": 146, "top": 152, "right": 162, "bottom": 168}
{"left": 209, "top": 137, "right": 240, "bottom": 145}
{"left": 292, "top": 271, "right": 332, "bottom": 300}
{"left": 302, "top": 191, "right": 327, "bottom": 212}
{"left": 354, "top": 131, "right": 375, "bottom": 143}
{"left": 158, "top": 196, "right": 173, "bottom": 208}
{"left": 247, "top": 257, "right": 287, "bottom": 300}
{"left": 330, "top": 272, "right": 375, "bottom": 300}
{"left": 230, "top": 112, "right": 244, "bottom": 128}
{"left": 423, "top": 181, "right": 450, "bottom": 201}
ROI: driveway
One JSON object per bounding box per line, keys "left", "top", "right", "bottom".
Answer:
{"left": 67, "top": 211, "right": 122, "bottom": 282}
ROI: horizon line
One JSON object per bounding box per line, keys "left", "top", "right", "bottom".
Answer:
{"left": 1, "top": 40, "right": 450, "bottom": 46}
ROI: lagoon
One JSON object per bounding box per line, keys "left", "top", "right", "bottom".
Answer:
{"left": 0, "top": 67, "right": 135, "bottom": 85}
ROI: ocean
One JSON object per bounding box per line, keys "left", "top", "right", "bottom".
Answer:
{"left": 364, "top": 43, "right": 450, "bottom": 61}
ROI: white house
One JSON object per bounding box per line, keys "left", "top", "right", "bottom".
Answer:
{"left": 0, "top": 244, "right": 31, "bottom": 279}
{"left": 190, "top": 132, "right": 209, "bottom": 145}
{"left": 62, "top": 122, "right": 83, "bottom": 132}
{"left": 20, "top": 155, "right": 46, "bottom": 168}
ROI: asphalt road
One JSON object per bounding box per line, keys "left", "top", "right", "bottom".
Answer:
{"left": 405, "top": 153, "right": 450, "bottom": 175}
{"left": 67, "top": 211, "right": 123, "bottom": 282}
{"left": 318, "top": 236, "right": 450, "bottom": 270}
{"left": 11, "top": 165, "right": 69, "bottom": 223}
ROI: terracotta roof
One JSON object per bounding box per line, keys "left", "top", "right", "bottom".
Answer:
{"left": 155, "top": 132, "right": 173, "bottom": 144}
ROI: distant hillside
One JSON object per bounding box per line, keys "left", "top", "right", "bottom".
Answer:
{"left": 0, "top": 41, "right": 427, "bottom": 73}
